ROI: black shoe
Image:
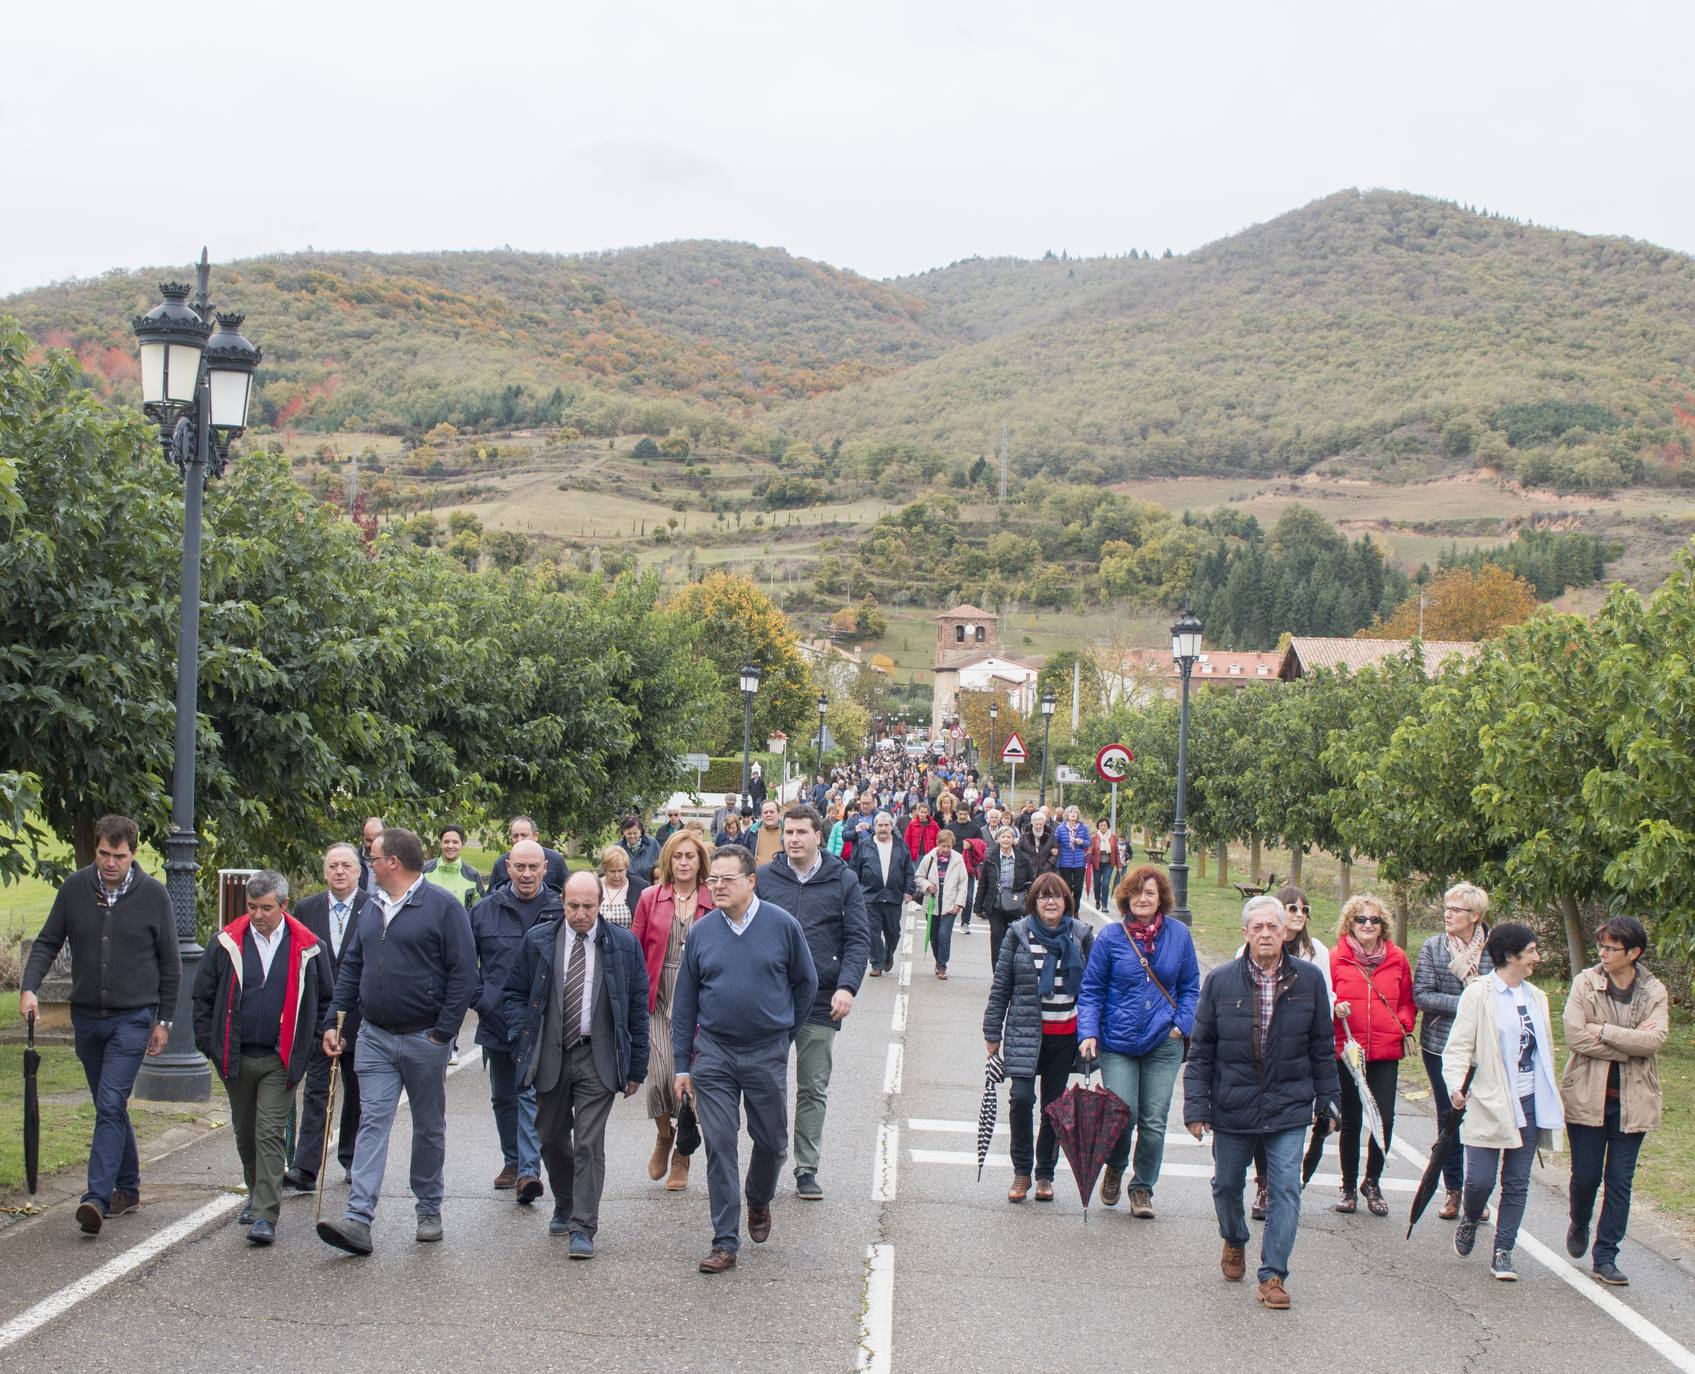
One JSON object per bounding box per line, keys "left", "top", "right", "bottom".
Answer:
{"left": 282, "top": 1168, "right": 315, "bottom": 1192}
{"left": 796, "top": 1172, "right": 824, "bottom": 1201}
{"left": 1454, "top": 1218, "right": 1479, "bottom": 1258}
{"left": 316, "top": 1216, "right": 373, "bottom": 1256}
{"left": 1592, "top": 1262, "right": 1629, "bottom": 1286}
{"left": 1567, "top": 1219, "right": 1590, "bottom": 1259}
{"left": 238, "top": 1200, "right": 255, "bottom": 1227}
{"left": 1490, "top": 1247, "right": 1518, "bottom": 1281}
{"left": 247, "top": 1219, "right": 276, "bottom": 1246}
{"left": 548, "top": 1209, "right": 571, "bottom": 1237}
{"left": 75, "top": 1201, "right": 104, "bottom": 1236}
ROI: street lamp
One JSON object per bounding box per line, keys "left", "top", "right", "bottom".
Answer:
{"left": 815, "top": 692, "right": 829, "bottom": 780}
{"left": 738, "top": 662, "right": 762, "bottom": 814}
{"left": 988, "top": 700, "right": 999, "bottom": 777}
{"left": 1038, "top": 689, "right": 1057, "bottom": 806}
{"left": 1169, "top": 604, "right": 1204, "bottom": 925}
{"left": 130, "top": 252, "right": 261, "bottom": 1102}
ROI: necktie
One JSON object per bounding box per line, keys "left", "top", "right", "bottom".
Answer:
{"left": 332, "top": 901, "right": 347, "bottom": 951}
{"left": 561, "top": 935, "right": 586, "bottom": 1048}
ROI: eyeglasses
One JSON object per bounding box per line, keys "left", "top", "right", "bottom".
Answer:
{"left": 704, "top": 873, "right": 749, "bottom": 886}
{"left": 1596, "top": 943, "right": 1625, "bottom": 955}
{"left": 1353, "top": 915, "right": 1383, "bottom": 926}
{"left": 1037, "top": 894, "right": 1066, "bottom": 903}
{"left": 1442, "top": 905, "right": 1472, "bottom": 916}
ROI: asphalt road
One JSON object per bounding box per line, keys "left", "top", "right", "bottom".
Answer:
{"left": 4, "top": 906, "right": 1694, "bottom": 1373}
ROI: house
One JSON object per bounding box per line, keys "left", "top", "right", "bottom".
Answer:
{"left": 931, "top": 604, "right": 1042, "bottom": 728}
{"left": 1277, "top": 637, "right": 1480, "bottom": 681}
{"left": 1106, "top": 649, "right": 1283, "bottom": 707}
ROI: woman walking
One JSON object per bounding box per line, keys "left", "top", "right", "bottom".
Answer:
{"left": 915, "top": 829, "right": 968, "bottom": 980}
{"left": 984, "top": 873, "right": 1095, "bottom": 1202}
{"left": 976, "top": 824, "right": 1036, "bottom": 971}
{"left": 1329, "top": 894, "right": 1415, "bottom": 1217}
{"left": 596, "top": 844, "right": 648, "bottom": 930}
{"left": 1443, "top": 922, "right": 1565, "bottom": 1281}
{"left": 1077, "top": 865, "right": 1200, "bottom": 1218}
{"left": 1054, "top": 806, "right": 1091, "bottom": 912}
{"left": 1562, "top": 916, "right": 1669, "bottom": 1285}
{"left": 1412, "top": 882, "right": 1493, "bottom": 1219}
{"left": 905, "top": 804, "right": 939, "bottom": 863}
{"left": 630, "top": 831, "right": 716, "bottom": 1191}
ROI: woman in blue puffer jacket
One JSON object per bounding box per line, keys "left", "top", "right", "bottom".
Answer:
{"left": 1054, "top": 806, "right": 1092, "bottom": 913}
{"left": 1076, "top": 864, "right": 1200, "bottom": 1219}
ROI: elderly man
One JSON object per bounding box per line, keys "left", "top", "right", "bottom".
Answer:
{"left": 654, "top": 808, "right": 684, "bottom": 848}
{"left": 317, "top": 827, "right": 478, "bottom": 1256}
{"left": 1184, "top": 894, "right": 1340, "bottom": 1311}
{"left": 284, "top": 843, "right": 370, "bottom": 1192}
{"left": 19, "top": 814, "right": 178, "bottom": 1236}
{"left": 749, "top": 799, "right": 784, "bottom": 867}
{"left": 676, "top": 846, "right": 817, "bottom": 1272}
{"left": 469, "top": 839, "right": 561, "bottom": 1201}
{"left": 851, "top": 812, "right": 916, "bottom": 976}
{"left": 502, "top": 871, "right": 649, "bottom": 1258}
{"left": 192, "top": 871, "right": 333, "bottom": 1246}
{"left": 489, "top": 815, "right": 569, "bottom": 892}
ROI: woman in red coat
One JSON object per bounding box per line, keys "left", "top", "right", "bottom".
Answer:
{"left": 1329, "top": 893, "right": 1417, "bottom": 1217}
{"left": 904, "top": 804, "right": 939, "bottom": 862}
{"left": 630, "top": 831, "right": 716, "bottom": 1191}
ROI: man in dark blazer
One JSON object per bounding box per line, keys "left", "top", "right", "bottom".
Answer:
{"left": 284, "top": 842, "right": 369, "bottom": 1190}
{"left": 488, "top": 814, "right": 568, "bottom": 892}
{"left": 502, "top": 870, "right": 649, "bottom": 1259}
{"left": 851, "top": 811, "right": 917, "bottom": 976}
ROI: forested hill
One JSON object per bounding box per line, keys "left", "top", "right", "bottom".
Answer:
{"left": 7, "top": 190, "right": 1695, "bottom": 489}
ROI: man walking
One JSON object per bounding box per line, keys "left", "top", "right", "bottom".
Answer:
{"left": 469, "top": 839, "right": 560, "bottom": 1203}
{"left": 851, "top": 812, "right": 915, "bottom": 977}
{"left": 357, "top": 815, "right": 385, "bottom": 895}
{"left": 755, "top": 804, "right": 869, "bottom": 1201}
{"left": 284, "top": 843, "right": 368, "bottom": 1192}
{"left": 654, "top": 809, "right": 685, "bottom": 848}
{"left": 676, "top": 846, "right": 817, "bottom": 1272}
{"left": 19, "top": 814, "right": 178, "bottom": 1236}
{"left": 489, "top": 815, "right": 568, "bottom": 892}
{"left": 502, "top": 871, "right": 649, "bottom": 1258}
{"left": 192, "top": 871, "right": 332, "bottom": 1246}
{"left": 749, "top": 799, "right": 784, "bottom": 867}
{"left": 618, "top": 814, "right": 662, "bottom": 884}
{"left": 317, "top": 827, "right": 478, "bottom": 1256}
{"left": 1184, "top": 894, "right": 1340, "bottom": 1311}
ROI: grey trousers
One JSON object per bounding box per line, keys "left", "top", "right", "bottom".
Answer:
{"left": 346, "top": 1024, "right": 452, "bottom": 1224}
{"left": 535, "top": 1040, "right": 617, "bottom": 1237}
{"left": 693, "top": 1030, "right": 790, "bottom": 1254}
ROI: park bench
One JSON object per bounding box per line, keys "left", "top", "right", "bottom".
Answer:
{"left": 1231, "top": 873, "right": 1280, "bottom": 901}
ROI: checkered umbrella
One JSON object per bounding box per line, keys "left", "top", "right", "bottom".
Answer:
{"left": 1044, "top": 1079, "right": 1131, "bottom": 1222}
{"left": 976, "top": 1053, "right": 1006, "bottom": 1180}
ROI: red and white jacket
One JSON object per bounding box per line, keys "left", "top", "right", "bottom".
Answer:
{"left": 191, "top": 912, "right": 333, "bottom": 1085}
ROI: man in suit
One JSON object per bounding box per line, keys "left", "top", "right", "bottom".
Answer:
{"left": 502, "top": 870, "right": 649, "bottom": 1259}
{"left": 851, "top": 811, "right": 917, "bottom": 977}
{"left": 489, "top": 814, "right": 568, "bottom": 892}
{"left": 284, "top": 843, "right": 368, "bottom": 1191}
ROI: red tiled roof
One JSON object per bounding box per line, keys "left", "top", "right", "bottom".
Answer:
{"left": 1279, "top": 637, "right": 1479, "bottom": 679}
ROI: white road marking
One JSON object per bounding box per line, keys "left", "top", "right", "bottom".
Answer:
{"left": 901, "top": 932, "right": 912, "bottom": 955}
{"left": 908, "top": 1149, "right": 1418, "bottom": 1191}
{"left": 890, "top": 994, "right": 907, "bottom": 1034}
{"left": 883, "top": 1043, "right": 904, "bottom": 1095}
{"left": 899, "top": 962, "right": 911, "bottom": 987}
{"left": 908, "top": 1118, "right": 1005, "bottom": 1136}
{"left": 873, "top": 1124, "right": 899, "bottom": 1201}
{"left": 1387, "top": 1137, "right": 1695, "bottom": 1373}
{"left": 856, "top": 1243, "right": 894, "bottom": 1374}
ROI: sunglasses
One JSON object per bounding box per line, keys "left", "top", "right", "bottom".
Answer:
{"left": 1353, "top": 915, "right": 1383, "bottom": 926}
{"left": 1285, "top": 903, "right": 1309, "bottom": 914}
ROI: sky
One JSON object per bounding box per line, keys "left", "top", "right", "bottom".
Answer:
{"left": 3, "top": 0, "right": 1691, "bottom": 297}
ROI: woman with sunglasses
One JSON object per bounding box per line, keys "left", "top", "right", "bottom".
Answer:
{"left": 1329, "top": 894, "right": 1415, "bottom": 1217}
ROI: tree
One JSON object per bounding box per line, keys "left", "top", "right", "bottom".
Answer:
{"left": 1372, "top": 565, "right": 1538, "bottom": 640}
{"left": 632, "top": 437, "right": 660, "bottom": 459}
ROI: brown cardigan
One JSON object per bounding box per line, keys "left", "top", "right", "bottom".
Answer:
{"left": 1561, "top": 964, "right": 1669, "bottom": 1135}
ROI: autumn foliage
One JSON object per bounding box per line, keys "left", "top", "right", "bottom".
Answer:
{"left": 1369, "top": 565, "right": 1540, "bottom": 641}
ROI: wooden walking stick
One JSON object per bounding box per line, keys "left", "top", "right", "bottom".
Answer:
{"left": 315, "top": 1011, "right": 346, "bottom": 1225}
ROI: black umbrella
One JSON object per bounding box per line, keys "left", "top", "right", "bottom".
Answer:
{"left": 976, "top": 1054, "right": 1006, "bottom": 1180}
{"left": 1406, "top": 1065, "right": 1476, "bottom": 1239}
{"left": 674, "top": 1096, "right": 702, "bottom": 1158}
{"left": 23, "top": 1010, "right": 41, "bottom": 1211}
{"left": 1301, "top": 1113, "right": 1333, "bottom": 1186}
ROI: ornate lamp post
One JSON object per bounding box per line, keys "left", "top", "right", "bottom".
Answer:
{"left": 815, "top": 692, "right": 829, "bottom": 779}
{"left": 130, "top": 252, "right": 261, "bottom": 1101}
{"left": 988, "top": 700, "right": 999, "bottom": 779}
{"left": 738, "top": 662, "right": 762, "bottom": 813}
{"left": 1169, "top": 605, "right": 1204, "bottom": 925}
{"left": 1038, "top": 690, "right": 1057, "bottom": 806}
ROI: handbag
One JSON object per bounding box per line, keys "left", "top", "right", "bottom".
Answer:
{"left": 1131, "top": 930, "right": 1189, "bottom": 1061}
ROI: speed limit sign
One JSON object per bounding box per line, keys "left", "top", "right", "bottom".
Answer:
{"left": 1095, "top": 743, "right": 1134, "bottom": 784}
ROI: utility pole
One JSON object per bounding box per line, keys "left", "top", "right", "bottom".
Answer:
{"left": 1071, "top": 659, "right": 1081, "bottom": 732}
{"left": 998, "top": 420, "right": 1008, "bottom": 505}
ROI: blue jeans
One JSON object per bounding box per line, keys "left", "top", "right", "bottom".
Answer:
{"left": 72, "top": 1008, "right": 153, "bottom": 1208}
{"left": 1465, "top": 1093, "right": 1538, "bottom": 1251}
{"left": 960, "top": 873, "right": 975, "bottom": 928}
{"left": 1213, "top": 1126, "right": 1305, "bottom": 1283}
{"left": 1099, "top": 1036, "right": 1184, "bottom": 1188}
{"left": 931, "top": 907, "right": 956, "bottom": 971}
{"left": 484, "top": 1046, "right": 540, "bottom": 1176}
{"left": 1568, "top": 1101, "right": 1644, "bottom": 1267}
{"left": 346, "top": 1023, "right": 453, "bottom": 1223}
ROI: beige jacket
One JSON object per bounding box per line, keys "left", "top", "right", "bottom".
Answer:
{"left": 1561, "top": 965, "right": 1669, "bottom": 1134}
{"left": 1442, "top": 976, "right": 1561, "bottom": 1152}
{"left": 916, "top": 849, "right": 969, "bottom": 916}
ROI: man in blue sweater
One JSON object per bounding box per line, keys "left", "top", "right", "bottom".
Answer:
{"left": 674, "top": 845, "right": 818, "bottom": 1274}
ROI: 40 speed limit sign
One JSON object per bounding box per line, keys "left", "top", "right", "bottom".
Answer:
{"left": 1094, "top": 743, "right": 1134, "bottom": 784}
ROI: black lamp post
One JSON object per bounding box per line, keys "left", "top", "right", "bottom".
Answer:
{"left": 738, "top": 662, "right": 762, "bottom": 813}
{"left": 1169, "top": 605, "right": 1203, "bottom": 926}
{"left": 815, "top": 692, "right": 829, "bottom": 779}
{"left": 1038, "top": 689, "right": 1056, "bottom": 806}
{"left": 988, "top": 700, "right": 999, "bottom": 779}
{"left": 130, "top": 252, "right": 261, "bottom": 1102}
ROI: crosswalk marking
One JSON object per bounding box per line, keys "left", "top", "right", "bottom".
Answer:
{"left": 906, "top": 1149, "right": 1418, "bottom": 1192}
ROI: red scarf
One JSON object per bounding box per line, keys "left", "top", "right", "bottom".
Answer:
{"left": 1126, "top": 913, "right": 1163, "bottom": 955}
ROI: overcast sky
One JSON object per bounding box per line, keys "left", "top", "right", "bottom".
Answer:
{"left": 4, "top": 0, "right": 1690, "bottom": 297}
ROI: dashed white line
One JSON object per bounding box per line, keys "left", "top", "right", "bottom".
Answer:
{"left": 908, "top": 1149, "right": 1417, "bottom": 1190}
{"left": 856, "top": 1243, "right": 895, "bottom": 1374}
{"left": 889, "top": 994, "right": 907, "bottom": 1034}
{"left": 898, "top": 962, "right": 911, "bottom": 987}
{"left": 883, "top": 1043, "right": 904, "bottom": 1096}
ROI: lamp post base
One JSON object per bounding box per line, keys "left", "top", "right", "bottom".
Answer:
{"left": 133, "top": 941, "right": 211, "bottom": 1101}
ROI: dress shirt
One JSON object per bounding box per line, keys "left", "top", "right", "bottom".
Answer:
{"left": 327, "top": 890, "right": 357, "bottom": 956}
{"left": 559, "top": 920, "right": 600, "bottom": 1039}
{"left": 724, "top": 896, "right": 761, "bottom": 937}
{"left": 376, "top": 875, "right": 425, "bottom": 928}
{"left": 248, "top": 920, "right": 286, "bottom": 983}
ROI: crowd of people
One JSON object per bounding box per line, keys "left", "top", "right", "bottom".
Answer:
{"left": 14, "top": 757, "right": 1673, "bottom": 1303}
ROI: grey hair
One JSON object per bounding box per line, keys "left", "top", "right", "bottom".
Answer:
{"left": 874, "top": 811, "right": 894, "bottom": 827}
{"left": 1241, "top": 893, "right": 1285, "bottom": 928}
{"left": 247, "top": 869, "right": 290, "bottom": 904}
{"left": 324, "top": 841, "right": 358, "bottom": 863}
{"left": 996, "top": 825, "right": 1019, "bottom": 842}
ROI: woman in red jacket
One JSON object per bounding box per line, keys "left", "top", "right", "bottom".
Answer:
{"left": 904, "top": 804, "right": 939, "bottom": 862}
{"left": 1329, "top": 893, "right": 1416, "bottom": 1216}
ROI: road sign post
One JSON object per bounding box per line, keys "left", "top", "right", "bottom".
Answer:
{"left": 1000, "top": 732, "right": 1028, "bottom": 806}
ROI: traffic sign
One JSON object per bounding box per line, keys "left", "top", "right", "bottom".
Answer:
{"left": 950, "top": 724, "right": 964, "bottom": 740}
{"left": 1095, "top": 743, "right": 1133, "bottom": 784}
{"left": 1000, "top": 732, "right": 1028, "bottom": 763}
{"left": 679, "top": 753, "right": 710, "bottom": 772}
{"left": 1055, "top": 764, "right": 1084, "bottom": 784}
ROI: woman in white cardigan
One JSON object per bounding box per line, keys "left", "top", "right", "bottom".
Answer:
{"left": 916, "top": 828, "right": 970, "bottom": 980}
{"left": 1441, "top": 922, "right": 1564, "bottom": 1282}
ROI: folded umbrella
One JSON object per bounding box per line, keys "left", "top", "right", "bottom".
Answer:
{"left": 1407, "top": 1065, "right": 1476, "bottom": 1239}
{"left": 1043, "top": 1077, "right": 1130, "bottom": 1222}
{"left": 674, "top": 1096, "right": 702, "bottom": 1158}
{"left": 23, "top": 1010, "right": 41, "bottom": 1212}
{"left": 976, "top": 1053, "right": 1006, "bottom": 1180}
{"left": 1301, "top": 1113, "right": 1333, "bottom": 1186}
{"left": 1340, "top": 1032, "right": 1385, "bottom": 1151}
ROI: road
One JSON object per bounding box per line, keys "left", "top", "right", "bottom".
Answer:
{"left": 4, "top": 904, "right": 1694, "bottom": 1373}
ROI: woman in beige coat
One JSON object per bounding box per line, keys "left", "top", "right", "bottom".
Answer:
{"left": 916, "top": 829, "right": 969, "bottom": 980}
{"left": 1441, "top": 922, "right": 1564, "bottom": 1282}
{"left": 1561, "top": 916, "right": 1669, "bottom": 1286}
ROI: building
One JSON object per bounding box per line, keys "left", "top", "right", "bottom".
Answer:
{"left": 1105, "top": 649, "right": 1283, "bottom": 707}
{"left": 1277, "top": 637, "right": 1480, "bottom": 681}
{"left": 931, "top": 604, "right": 1042, "bottom": 729}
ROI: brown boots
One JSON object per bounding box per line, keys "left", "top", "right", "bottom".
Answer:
{"left": 649, "top": 1120, "right": 675, "bottom": 1182}
{"left": 666, "top": 1151, "right": 691, "bottom": 1191}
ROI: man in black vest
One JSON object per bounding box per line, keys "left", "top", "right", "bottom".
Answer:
{"left": 284, "top": 843, "right": 370, "bottom": 1191}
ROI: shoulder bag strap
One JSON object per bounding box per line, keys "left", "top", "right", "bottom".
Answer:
{"left": 1128, "top": 924, "right": 1180, "bottom": 1013}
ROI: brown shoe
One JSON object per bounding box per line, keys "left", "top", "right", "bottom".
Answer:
{"left": 1361, "top": 1180, "right": 1388, "bottom": 1217}
{"left": 1333, "top": 1186, "right": 1357, "bottom": 1214}
{"left": 76, "top": 1201, "right": 104, "bottom": 1236}
{"left": 1251, "top": 1180, "right": 1269, "bottom": 1221}
{"left": 666, "top": 1151, "right": 691, "bottom": 1191}
{"left": 1100, "top": 1166, "right": 1123, "bottom": 1207}
{"left": 107, "top": 1189, "right": 140, "bottom": 1217}
{"left": 649, "top": 1121, "right": 675, "bottom": 1182}
{"left": 869, "top": 967, "right": 882, "bottom": 977}
{"left": 1221, "top": 1243, "right": 1246, "bottom": 1281}
{"left": 1128, "top": 1187, "right": 1154, "bottom": 1219}
{"left": 1033, "top": 1179, "right": 1054, "bottom": 1202}
{"left": 1438, "top": 1188, "right": 1462, "bottom": 1221}
{"left": 1257, "top": 1276, "right": 1291, "bottom": 1310}
{"left": 1007, "top": 1175, "right": 1031, "bottom": 1203}
{"left": 698, "top": 1246, "right": 737, "bottom": 1274}
{"left": 493, "top": 1165, "right": 517, "bottom": 1191}
{"left": 515, "top": 1174, "right": 544, "bottom": 1204}
{"left": 747, "top": 1205, "right": 772, "bottom": 1243}
{"left": 936, "top": 967, "right": 949, "bottom": 980}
